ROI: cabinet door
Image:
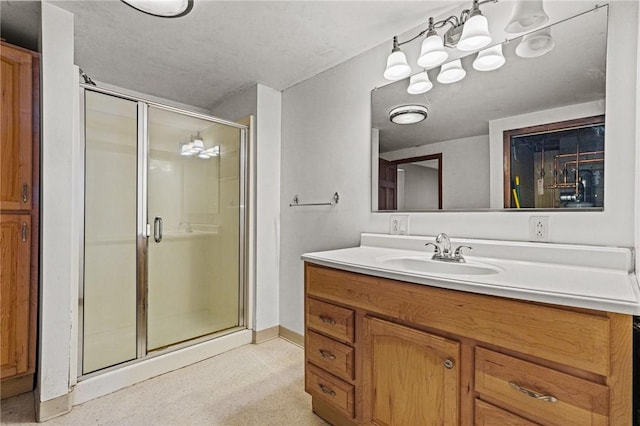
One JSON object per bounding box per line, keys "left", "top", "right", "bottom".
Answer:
{"left": 1, "top": 44, "right": 33, "bottom": 211}
{"left": 1, "top": 214, "right": 31, "bottom": 378}
{"left": 363, "top": 316, "right": 460, "bottom": 426}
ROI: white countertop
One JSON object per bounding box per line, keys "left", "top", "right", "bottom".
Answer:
{"left": 302, "top": 233, "right": 640, "bottom": 315}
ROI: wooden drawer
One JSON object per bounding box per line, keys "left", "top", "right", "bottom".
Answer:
{"left": 306, "top": 330, "right": 355, "bottom": 381}
{"left": 307, "top": 298, "right": 355, "bottom": 344}
{"left": 475, "top": 348, "right": 609, "bottom": 426}
{"left": 306, "top": 363, "right": 355, "bottom": 419}
{"left": 475, "top": 399, "right": 539, "bottom": 425}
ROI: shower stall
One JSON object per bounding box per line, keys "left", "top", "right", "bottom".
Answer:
{"left": 80, "top": 87, "right": 247, "bottom": 375}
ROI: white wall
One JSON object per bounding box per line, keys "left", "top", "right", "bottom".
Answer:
{"left": 38, "top": 1, "right": 76, "bottom": 411}
{"left": 280, "top": 1, "right": 639, "bottom": 334}
{"left": 211, "top": 83, "right": 282, "bottom": 333}
{"left": 382, "top": 135, "right": 490, "bottom": 210}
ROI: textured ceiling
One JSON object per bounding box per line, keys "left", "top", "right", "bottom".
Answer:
{"left": 25, "top": 0, "right": 458, "bottom": 110}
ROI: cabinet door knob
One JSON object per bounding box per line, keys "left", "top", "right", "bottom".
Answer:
{"left": 443, "top": 359, "right": 454, "bottom": 369}
{"left": 509, "top": 381, "right": 558, "bottom": 403}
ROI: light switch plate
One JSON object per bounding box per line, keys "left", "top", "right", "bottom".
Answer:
{"left": 390, "top": 215, "right": 409, "bottom": 235}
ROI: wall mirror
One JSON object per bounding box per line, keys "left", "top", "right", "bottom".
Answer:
{"left": 371, "top": 2, "right": 607, "bottom": 212}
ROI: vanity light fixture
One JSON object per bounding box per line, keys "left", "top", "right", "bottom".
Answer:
{"left": 515, "top": 27, "right": 555, "bottom": 58}
{"left": 407, "top": 71, "right": 434, "bottom": 94}
{"left": 437, "top": 59, "right": 466, "bottom": 84}
{"left": 179, "top": 133, "right": 219, "bottom": 159}
{"left": 472, "top": 44, "right": 506, "bottom": 71}
{"left": 504, "top": 0, "right": 549, "bottom": 33}
{"left": 121, "top": 0, "right": 193, "bottom": 18}
{"left": 389, "top": 105, "right": 428, "bottom": 125}
{"left": 383, "top": 0, "right": 493, "bottom": 81}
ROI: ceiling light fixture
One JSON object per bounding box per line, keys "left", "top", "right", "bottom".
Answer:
{"left": 384, "top": 0, "right": 493, "bottom": 82}
{"left": 179, "top": 133, "right": 219, "bottom": 159}
{"left": 437, "top": 59, "right": 467, "bottom": 84}
{"left": 472, "top": 44, "right": 506, "bottom": 71}
{"left": 121, "top": 0, "right": 193, "bottom": 18}
{"left": 389, "top": 105, "right": 428, "bottom": 125}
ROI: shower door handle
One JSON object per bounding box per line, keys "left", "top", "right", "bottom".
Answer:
{"left": 153, "top": 217, "right": 163, "bottom": 243}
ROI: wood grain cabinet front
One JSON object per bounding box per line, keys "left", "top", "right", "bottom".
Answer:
{"left": 303, "top": 263, "right": 633, "bottom": 426}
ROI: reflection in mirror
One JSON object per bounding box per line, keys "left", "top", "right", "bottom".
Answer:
{"left": 371, "top": 3, "right": 607, "bottom": 212}
{"left": 379, "top": 154, "right": 442, "bottom": 211}
{"left": 504, "top": 116, "right": 604, "bottom": 209}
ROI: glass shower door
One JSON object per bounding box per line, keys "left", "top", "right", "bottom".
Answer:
{"left": 83, "top": 91, "right": 138, "bottom": 374}
{"left": 146, "top": 106, "right": 243, "bottom": 350}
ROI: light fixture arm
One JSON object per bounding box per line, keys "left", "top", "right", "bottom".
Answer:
{"left": 393, "top": 0, "right": 496, "bottom": 48}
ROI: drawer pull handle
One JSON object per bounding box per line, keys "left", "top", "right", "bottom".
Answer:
{"left": 319, "top": 315, "right": 336, "bottom": 325}
{"left": 509, "top": 381, "right": 558, "bottom": 403}
{"left": 319, "top": 384, "right": 336, "bottom": 396}
{"left": 319, "top": 350, "right": 336, "bottom": 360}
{"left": 23, "top": 184, "right": 28, "bottom": 203}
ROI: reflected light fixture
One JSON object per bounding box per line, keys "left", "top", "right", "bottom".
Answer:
{"left": 121, "top": 0, "right": 193, "bottom": 18}
{"left": 473, "top": 44, "right": 506, "bottom": 71}
{"left": 504, "top": 0, "right": 549, "bottom": 33}
{"left": 515, "top": 27, "right": 555, "bottom": 58}
{"left": 437, "top": 59, "right": 466, "bottom": 84}
{"left": 389, "top": 105, "right": 428, "bottom": 125}
{"left": 407, "top": 71, "right": 433, "bottom": 94}
{"left": 383, "top": 0, "right": 493, "bottom": 81}
{"left": 179, "top": 133, "right": 220, "bottom": 159}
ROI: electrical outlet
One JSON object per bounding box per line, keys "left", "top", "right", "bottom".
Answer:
{"left": 389, "top": 215, "right": 409, "bottom": 235}
{"left": 529, "top": 216, "right": 550, "bottom": 242}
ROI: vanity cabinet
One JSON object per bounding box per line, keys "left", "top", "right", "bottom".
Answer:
{"left": 304, "top": 263, "right": 632, "bottom": 425}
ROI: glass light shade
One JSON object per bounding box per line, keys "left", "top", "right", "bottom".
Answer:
{"left": 407, "top": 72, "right": 433, "bottom": 94}
{"left": 192, "top": 138, "right": 204, "bottom": 152}
{"left": 417, "top": 34, "right": 448, "bottom": 68}
{"left": 198, "top": 153, "right": 211, "bottom": 159}
{"left": 515, "top": 28, "right": 555, "bottom": 58}
{"left": 180, "top": 144, "right": 193, "bottom": 156}
{"left": 122, "top": 0, "right": 193, "bottom": 17}
{"left": 473, "top": 44, "right": 506, "bottom": 71}
{"left": 457, "top": 14, "right": 491, "bottom": 51}
{"left": 437, "top": 59, "right": 466, "bottom": 84}
{"left": 205, "top": 146, "right": 220, "bottom": 156}
{"left": 389, "top": 105, "right": 428, "bottom": 125}
{"left": 384, "top": 50, "right": 411, "bottom": 80}
{"left": 504, "top": 0, "right": 549, "bottom": 33}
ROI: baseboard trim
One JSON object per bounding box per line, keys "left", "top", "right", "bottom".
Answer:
{"left": 279, "top": 326, "right": 304, "bottom": 347}
{"left": 36, "top": 391, "right": 72, "bottom": 422}
{"left": 252, "top": 325, "right": 279, "bottom": 344}
{"left": 1, "top": 374, "right": 34, "bottom": 400}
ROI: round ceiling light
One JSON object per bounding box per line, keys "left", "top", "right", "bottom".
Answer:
{"left": 389, "top": 105, "right": 428, "bottom": 125}
{"left": 121, "top": 0, "right": 194, "bottom": 18}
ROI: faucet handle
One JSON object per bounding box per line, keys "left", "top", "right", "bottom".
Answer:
{"left": 425, "top": 242, "right": 442, "bottom": 256}
{"left": 453, "top": 245, "right": 472, "bottom": 259}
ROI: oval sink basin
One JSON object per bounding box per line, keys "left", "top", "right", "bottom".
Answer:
{"left": 377, "top": 256, "right": 501, "bottom": 276}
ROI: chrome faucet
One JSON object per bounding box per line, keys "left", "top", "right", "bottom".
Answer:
{"left": 426, "top": 233, "right": 472, "bottom": 262}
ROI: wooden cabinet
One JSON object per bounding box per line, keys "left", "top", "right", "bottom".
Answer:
{"left": 304, "top": 263, "right": 633, "bottom": 426}
{"left": 1, "top": 42, "right": 33, "bottom": 211}
{"left": 363, "top": 317, "right": 459, "bottom": 425}
{"left": 1, "top": 41, "right": 39, "bottom": 399}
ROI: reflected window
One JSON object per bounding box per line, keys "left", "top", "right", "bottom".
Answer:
{"left": 504, "top": 116, "right": 604, "bottom": 209}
